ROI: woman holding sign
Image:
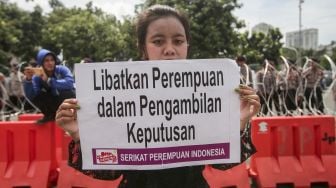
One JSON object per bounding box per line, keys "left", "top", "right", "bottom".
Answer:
{"left": 56, "top": 5, "right": 260, "bottom": 188}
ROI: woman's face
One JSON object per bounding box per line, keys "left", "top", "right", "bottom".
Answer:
{"left": 145, "top": 16, "right": 188, "bottom": 60}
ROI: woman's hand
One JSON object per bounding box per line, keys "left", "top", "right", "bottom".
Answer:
{"left": 235, "top": 85, "right": 260, "bottom": 130}
{"left": 56, "top": 98, "right": 80, "bottom": 141}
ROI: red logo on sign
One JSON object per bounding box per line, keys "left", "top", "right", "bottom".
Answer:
{"left": 96, "top": 151, "right": 117, "bottom": 163}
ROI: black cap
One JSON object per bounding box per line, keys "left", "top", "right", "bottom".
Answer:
{"left": 236, "top": 55, "right": 246, "bottom": 62}
{"left": 83, "top": 57, "right": 93, "bottom": 63}
{"left": 287, "top": 59, "right": 295, "bottom": 64}
{"left": 311, "top": 57, "right": 320, "bottom": 63}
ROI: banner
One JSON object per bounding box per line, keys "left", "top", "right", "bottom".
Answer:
{"left": 75, "top": 59, "right": 240, "bottom": 170}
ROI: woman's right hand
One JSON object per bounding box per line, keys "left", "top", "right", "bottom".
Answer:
{"left": 56, "top": 98, "right": 80, "bottom": 141}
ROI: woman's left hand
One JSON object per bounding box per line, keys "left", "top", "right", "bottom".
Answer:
{"left": 235, "top": 85, "right": 260, "bottom": 130}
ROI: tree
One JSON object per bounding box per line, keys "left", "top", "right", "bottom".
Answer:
{"left": 48, "top": 0, "right": 64, "bottom": 10}
{"left": 331, "top": 45, "right": 336, "bottom": 64}
{"left": 41, "top": 5, "right": 126, "bottom": 68}
{"left": 137, "top": 0, "right": 244, "bottom": 58}
{"left": 0, "top": 1, "right": 45, "bottom": 75}
{"left": 16, "top": 6, "right": 45, "bottom": 61}
{"left": 301, "top": 47, "right": 330, "bottom": 69}
{"left": 280, "top": 47, "right": 298, "bottom": 63}
{"left": 118, "top": 16, "right": 139, "bottom": 60}
{"left": 0, "top": 1, "right": 24, "bottom": 59}
{"left": 237, "top": 28, "right": 283, "bottom": 64}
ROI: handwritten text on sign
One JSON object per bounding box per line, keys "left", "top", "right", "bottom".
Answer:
{"left": 75, "top": 59, "right": 240, "bottom": 170}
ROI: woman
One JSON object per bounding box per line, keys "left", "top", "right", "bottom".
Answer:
{"left": 56, "top": 5, "right": 260, "bottom": 188}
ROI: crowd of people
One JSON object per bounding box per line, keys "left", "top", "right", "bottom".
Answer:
{"left": 236, "top": 56, "right": 336, "bottom": 116}
{"left": 0, "top": 49, "right": 335, "bottom": 123}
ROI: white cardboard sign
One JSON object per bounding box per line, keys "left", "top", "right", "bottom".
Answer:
{"left": 75, "top": 59, "right": 240, "bottom": 170}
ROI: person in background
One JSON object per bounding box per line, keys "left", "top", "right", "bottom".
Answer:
{"left": 103, "top": 57, "right": 113, "bottom": 62}
{"left": 236, "top": 55, "right": 253, "bottom": 87}
{"left": 0, "top": 72, "right": 6, "bottom": 110}
{"left": 31, "top": 49, "right": 75, "bottom": 124}
{"left": 80, "top": 57, "right": 93, "bottom": 64}
{"left": 55, "top": 5, "right": 260, "bottom": 188}
{"left": 332, "top": 75, "right": 336, "bottom": 112}
{"left": 7, "top": 57, "right": 25, "bottom": 113}
{"left": 256, "top": 59, "right": 280, "bottom": 115}
{"left": 302, "top": 58, "right": 324, "bottom": 114}
{"left": 330, "top": 75, "right": 336, "bottom": 114}
{"left": 22, "top": 60, "right": 37, "bottom": 112}
{"left": 277, "top": 60, "right": 303, "bottom": 114}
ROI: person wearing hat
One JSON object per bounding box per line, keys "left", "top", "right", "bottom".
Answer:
{"left": 0, "top": 72, "right": 7, "bottom": 111}
{"left": 332, "top": 75, "right": 336, "bottom": 112}
{"left": 7, "top": 57, "right": 25, "bottom": 113}
{"left": 80, "top": 57, "right": 93, "bottom": 64}
{"left": 277, "top": 59, "right": 303, "bottom": 113}
{"left": 302, "top": 58, "right": 324, "bottom": 113}
{"left": 256, "top": 59, "right": 280, "bottom": 115}
{"left": 31, "top": 49, "right": 75, "bottom": 124}
{"left": 236, "top": 55, "right": 253, "bottom": 87}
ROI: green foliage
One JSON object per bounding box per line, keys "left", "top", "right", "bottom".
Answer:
{"left": 18, "top": 6, "right": 45, "bottom": 60}
{"left": 119, "top": 16, "right": 139, "bottom": 60}
{"left": 0, "top": 2, "right": 24, "bottom": 56}
{"left": 41, "top": 6, "right": 127, "bottom": 68}
{"left": 48, "top": 0, "right": 64, "bottom": 10}
{"left": 301, "top": 47, "right": 332, "bottom": 69}
{"left": 0, "top": 1, "right": 44, "bottom": 72}
{"left": 331, "top": 45, "right": 336, "bottom": 63}
{"left": 280, "top": 47, "right": 298, "bottom": 62}
{"left": 238, "top": 28, "right": 283, "bottom": 64}
{"left": 280, "top": 41, "right": 336, "bottom": 70}
{"left": 3, "top": 0, "right": 333, "bottom": 73}
{"left": 0, "top": 1, "right": 139, "bottom": 71}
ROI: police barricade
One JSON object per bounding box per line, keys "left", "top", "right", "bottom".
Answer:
{"left": 250, "top": 116, "right": 336, "bottom": 188}
{"left": 53, "top": 123, "right": 65, "bottom": 167}
{"left": 18, "top": 114, "right": 61, "bottom": 185}
{"left": 18, "top": 113, "right": 43, "bottom": 121}
{"left": 56, "top": 128, "right": 123, "bottom": 188}
{"left": 203, "top": 163, "right": 250, "bottom": 188}
{"left": 0, "top": 121, "right": 55, "bottom": 187}
{"left": 18, "top": 114, "right": 63, "bottom": 169}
